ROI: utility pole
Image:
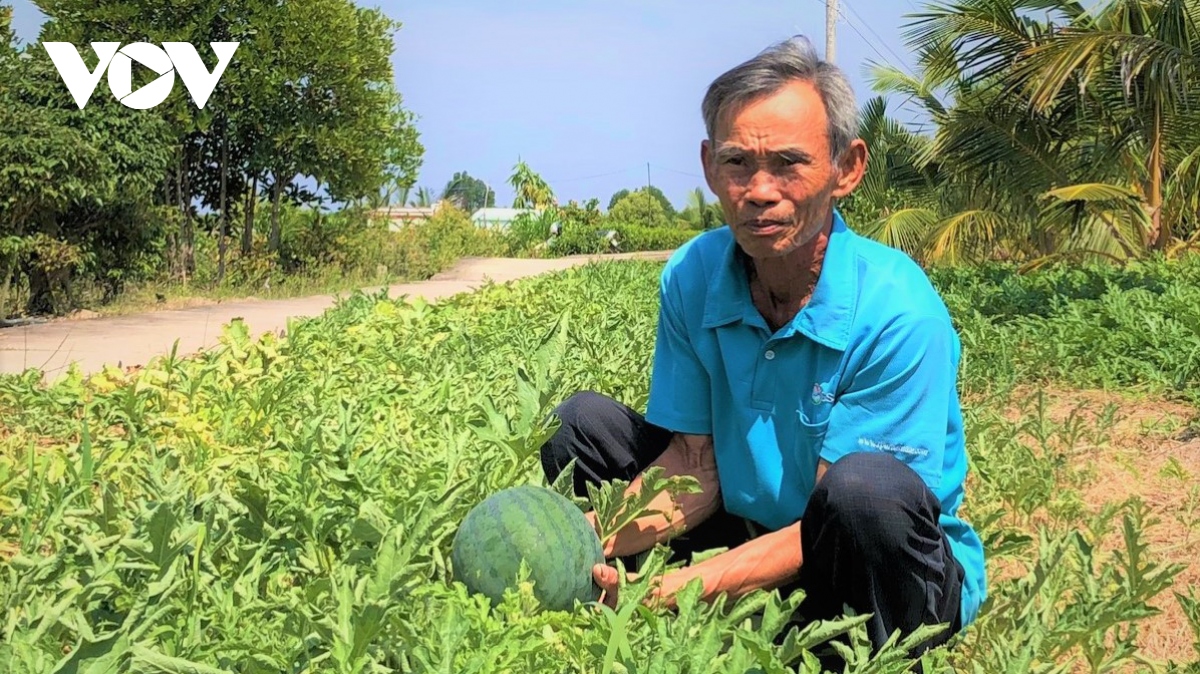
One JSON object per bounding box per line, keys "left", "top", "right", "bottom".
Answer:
{"left": 825, "top": 0, "right": 837, "bottom": 62}
{"left": 646, "top": 162, "right": 652, "bottom": 225}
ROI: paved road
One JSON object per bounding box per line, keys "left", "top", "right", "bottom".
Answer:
{"left": 0, "top": 251, "right": 672, "bottom": 382}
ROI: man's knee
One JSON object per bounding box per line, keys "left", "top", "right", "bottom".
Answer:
{"left": 808, "top": 452, "right": 934, "bottom": 551}
{"left": 550, "top": 390, "right": 616, "bottom": 433}
{"left": 539, "top": 391, "right": 624, "bottom": 480}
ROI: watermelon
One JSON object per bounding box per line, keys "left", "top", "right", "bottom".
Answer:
{"left": 451, "top": 484, "right": 604, "bottom": 611}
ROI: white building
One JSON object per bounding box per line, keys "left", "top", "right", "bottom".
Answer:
{"left": 470, "top": 207, "right": 541, "bottom": 231}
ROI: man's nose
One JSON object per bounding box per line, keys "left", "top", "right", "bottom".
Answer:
{"left": 744, "top": 170, "right": 781, "bottom": 205}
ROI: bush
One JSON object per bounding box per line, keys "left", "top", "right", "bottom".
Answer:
{"left": 202, "top": 202, "right": 509, "bottom": 290}
{"left": 381, "top": 205, "right": 509, "bottom": 278}
{"left": 613, "top": 223, "right": 700, "bottom": 252}
{"left": 608, "top": 190, "right": 673, "bottom": 229}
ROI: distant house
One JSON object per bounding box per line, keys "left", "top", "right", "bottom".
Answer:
{"left": 369, "top": 204, "right": 441, "bottom": 230}
{"left": 470, "top": 207, "right": 540, "bottom": 231}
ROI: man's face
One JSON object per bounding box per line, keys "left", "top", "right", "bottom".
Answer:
{"left": 701, "top": 79, "right": 864, "bottom": 260}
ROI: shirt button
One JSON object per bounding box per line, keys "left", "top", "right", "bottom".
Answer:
{"left": 764, "top": 350, "right": 775, "bottom": 360}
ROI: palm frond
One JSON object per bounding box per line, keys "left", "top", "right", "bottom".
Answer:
{"left": 866, "top": 64, "right": 947, "bottom": 117}
{"left": 856, "top": 208, "right": 939, "bottom": 259}
{"left": 1039, "top": 181, "right": 1150, "bottom": 256}
{"left": 926, "top": 209, "right": 1015, "bottom": 264}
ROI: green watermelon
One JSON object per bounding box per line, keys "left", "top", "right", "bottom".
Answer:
{"left": 451, "top": 484, "right": 604, "bottom": 611}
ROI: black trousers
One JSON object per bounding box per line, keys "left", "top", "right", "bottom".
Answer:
{"left": 539, "top": 391, "right": 965, "bottom": 664}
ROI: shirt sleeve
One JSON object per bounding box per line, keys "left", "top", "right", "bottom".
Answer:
{"left": 819, "top": 312, "right": 959, "bottom": 490}
{"left": 644, "top": 266, "right": 712, "bottom": 435}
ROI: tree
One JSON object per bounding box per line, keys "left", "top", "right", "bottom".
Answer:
{"left": 680, "top": 187, "right": 724, "bottom": 230}
{"left": 851, "top": 0, "right": 1192, "bottom": 266}
{"left": 608, "top": 190, "right": 672, "bottom": 229}
{"left": 411, "top": 186, "right": 437, "bottom": 207}
{"left": 441, "top": 171, "right": 494, "bottom": 212}
{"left": 608, "top": 189, "right": 631, "bottom": 211}
{"left": 32, "top": 0, "right": 424, "bottom": 276}
{"left": 508, "top": 159, "right": 556, "bottom": 208}
{"left": 1007, "top": 0, "right": 1200, "bottom": 250}
{"left": 609, "top": 186, "right": 675, "bottom": 217}
{"left": 0, "top": 22, "right": 171, "bottom": 313}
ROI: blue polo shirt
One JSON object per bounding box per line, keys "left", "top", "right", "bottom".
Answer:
{"left": 644, "top": 210, "right": 986, "bottom": 629}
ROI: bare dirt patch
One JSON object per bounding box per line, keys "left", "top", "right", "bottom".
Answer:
{"left": 998, "top": 386, "right": 1200, "bottom": 666}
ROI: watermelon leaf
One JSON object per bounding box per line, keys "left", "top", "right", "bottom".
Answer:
{"left": 586, "top": 467, "right": 702, "bottom": 546}
{"left": 548, "top": 457, "right": 590, "bottom": 512}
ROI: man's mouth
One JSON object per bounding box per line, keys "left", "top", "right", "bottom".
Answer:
{"left": 743, "top": 219, "right": 787, "bottom": 235}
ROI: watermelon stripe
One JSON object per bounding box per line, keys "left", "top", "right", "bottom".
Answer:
{"left": 452, "top": 485, "right": 603, "bottom": 612}
{"left": 500, "top": 488, "right": 545, "bottom": 585}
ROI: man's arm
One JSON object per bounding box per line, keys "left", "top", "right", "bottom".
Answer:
{"left": 652, "top": 314, "right": 958, "bottom": 605}
{"left": 649, "top": 458, "right": 830, "bottom": 608}
{"left": 587, "top": 432, "right": 723, "bottom": 559}
{"left": 591, "top": 256, "right": 718, "bottom": 558}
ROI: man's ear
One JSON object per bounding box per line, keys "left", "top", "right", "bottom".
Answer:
{"left": 700, "top": 139, "right": 718, "bottom": 194}
{"left": 832, "top": 138, "right": 868, "bottom": 198}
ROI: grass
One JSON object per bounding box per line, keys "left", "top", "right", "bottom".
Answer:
{"left": 1, "top": 253, "right": 1199, "bottom": 672}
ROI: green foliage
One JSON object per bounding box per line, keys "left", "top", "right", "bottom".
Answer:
{"left": 376, "top": 205, "right": 509, "bottom": 278}
{"left": 505, "top": 209, "right": 561, "bottom": 254}
{"left": 0, "top": 22, "right": 174, "bottom": 315}
{"left": 609, "top": 187, "right": 676, "bottom": 219}
{"left": 509, "top": 159, "right": 556, "bottom": 209}
{"left": 677, "top": 188, "right": 723, "bottom": 231}
{"left": 852, "top": 0, "right": 1200, "bottom": 263}
{"left": 608, "top": 189, "right": 632, "bottom": 211}
{"left": 441, "top": 171, "right": 495, "bottom": 213}
{"left": 931, "top": 256, "right": 1200, "bottom": 402}
{"left": 2, "top": 0, "right": 424, "bottom": 315}
{"left": 2, "top": 253, "right": 1199, "bottom": 671}
{"left": 608, "top": 191, "right": 674, "bottom": 229}
{"left": 613, "top": 224, "right": 699, "bottom": 253}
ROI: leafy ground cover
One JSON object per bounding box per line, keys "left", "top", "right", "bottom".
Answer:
{"left": 1, "top": 254, "right": 1199, "bottom": 673}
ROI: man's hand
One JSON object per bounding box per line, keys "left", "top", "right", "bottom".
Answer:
{"left": 590, "top": 458, "right": 833, "bottom": 610}
{"left": 591, "top": 563, "right": 635, "bottom": 609}
{"left": 591, "top": 562, "right": 670, "bottom": 610}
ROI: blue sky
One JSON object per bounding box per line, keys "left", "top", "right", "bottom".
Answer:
{"left": 9, "top": 0, "right": 928, "bottom": 211}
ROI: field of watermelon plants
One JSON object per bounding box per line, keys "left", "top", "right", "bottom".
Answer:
{"left": 3, "top": 254, "right": 1200, "bottom": 673}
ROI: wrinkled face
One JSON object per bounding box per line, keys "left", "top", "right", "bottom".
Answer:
{"left": 701, "top": 79, "right": 865, "bottom": 260}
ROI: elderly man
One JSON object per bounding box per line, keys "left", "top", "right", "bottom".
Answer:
{"left": 539, "top": 36, "right": 986, "bottom": 662}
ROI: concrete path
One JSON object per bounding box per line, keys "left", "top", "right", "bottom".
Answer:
{"left": 0, "top": 251, "right": 672, "bottom": 382}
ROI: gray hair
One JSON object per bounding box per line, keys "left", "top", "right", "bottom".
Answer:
{"left": 701, "top": 36, "right": 859, "bottom": 160}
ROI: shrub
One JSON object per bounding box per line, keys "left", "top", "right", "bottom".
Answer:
{"left": 613, "top": 223, "right": 700, "bottom": 252}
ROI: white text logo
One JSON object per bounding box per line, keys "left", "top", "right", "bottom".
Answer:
{"left": 42, "top": 42, "right": 239, "bottom": 110}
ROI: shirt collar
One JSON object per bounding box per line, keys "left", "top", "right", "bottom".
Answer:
{"left": 700, "top": 209, "right": 858, "bottom": 351}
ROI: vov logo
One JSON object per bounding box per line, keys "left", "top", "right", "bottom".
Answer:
{"left": 42, "top": 42, "right": 239, "bottom": 110}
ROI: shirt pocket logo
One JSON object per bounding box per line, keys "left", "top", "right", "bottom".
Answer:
{"left": 798, "top": 378, "right": 837, "bottom": 437}
{"left": 797, "top": 401, "right": 831, "bottom": 436}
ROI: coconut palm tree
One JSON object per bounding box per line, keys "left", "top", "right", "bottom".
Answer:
{"left": 1007, "top": 0, "right": 1200, "bottom": 250}
{"left": 679, "top": 187, "right": 724, "bottom": 230}
{"left": 857, "top": 0, "right": 1197, "bottom": 266}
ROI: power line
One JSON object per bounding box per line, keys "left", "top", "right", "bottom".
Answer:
{"left": 840, "top": 0, "right": 917, "bottom": 76}
{"left": 650, "top": 164, "right": 706, "bottom": 180}
{"left": 813, "top": 0, "right": 917, "bottom": 81}
{"left": 543, "top": 167, "right": 641, "bottom": 184}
